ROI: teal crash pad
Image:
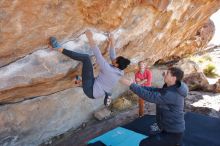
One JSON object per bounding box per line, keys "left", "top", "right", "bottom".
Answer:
{"left": 88, "top": 127, "right": 147, "bottom": 146}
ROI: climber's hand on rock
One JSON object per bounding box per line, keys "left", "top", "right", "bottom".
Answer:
{"left": 85, "top": 30, "right": 93, "bottom": 40}
{"left": 85, "top": 30, "right": 96, "bottom": 48}
{"left": 48, "top": 44, "right": 53, "bottom": 49}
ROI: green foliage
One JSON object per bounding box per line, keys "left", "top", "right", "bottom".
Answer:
{"left": 203, "top": 63, "right": 219, "bottom": 78}
{"left": 190, "top": 55, "right": 212, "bottom": 63}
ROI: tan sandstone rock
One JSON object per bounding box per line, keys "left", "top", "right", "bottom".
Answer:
{"left": 0, "top": 0, "right": 220, "bottom": 145}
{"left": 0, "top": 0, "right": 219, "bottom": 103}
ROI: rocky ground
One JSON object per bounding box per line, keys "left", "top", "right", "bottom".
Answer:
{"left": 40, "top": 90, "right": 220, "bottom": 146}
{"left": 183, "top": 46, "right": 220, "bottom": 118}
{"left": 186, "top": 91, "right": 220, "bottom": 118}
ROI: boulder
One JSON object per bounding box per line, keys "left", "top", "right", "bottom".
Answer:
{"left": 0, "top": 0, "right": 220, "bottom": 145}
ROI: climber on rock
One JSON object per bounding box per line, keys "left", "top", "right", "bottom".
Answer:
{"left": 49, "top": 30, "right": 130, "bottom": 106}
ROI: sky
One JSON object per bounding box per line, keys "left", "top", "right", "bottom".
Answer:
{"left": 209, "top": 9, "right": 220, "bottom": 45}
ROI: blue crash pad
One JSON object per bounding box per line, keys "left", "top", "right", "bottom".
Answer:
{"left": 88, "top": 112, "right": 220, "bottom": 146}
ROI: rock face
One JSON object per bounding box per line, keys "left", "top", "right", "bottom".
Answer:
{"left": 0, "top": 88, "right": 96, "bottom": 146}
{"left": 1, "top": 0, "right": 219, "bottom": 103}
{"left": 183, "top": 72, "right": 220, "bottom": 93}
{"left": 0, "top": 0, "right": 220, "bottom": 145}
{"left": 157, "top": 20, "right": 215, "bottom": 63}
{"left": 177, "top": 58, "right": 220, "bottom": 93}
{"left": 0, "top": 84, "right": 127, "bottom": 146}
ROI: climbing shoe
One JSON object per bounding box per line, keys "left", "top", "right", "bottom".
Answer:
{"left": 74, "top": 75, "right": 82, "bottom": 84}
{"left": 150, "top": 122, "right": 161, "bottom": 135}
{"left": 49, "top": 37, "right": 62, "bottom": 49}
{"left": 104, "top": 95, "right": 111, "bottom": 107}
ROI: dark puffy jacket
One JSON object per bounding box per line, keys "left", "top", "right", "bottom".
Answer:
{"left": 130, "top": 82, "right": 188, "bottom": 133}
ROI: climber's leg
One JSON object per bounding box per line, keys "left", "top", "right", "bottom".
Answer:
{"left": 49, "top": 37, "right": 95, "bottom": 99}
{"left": 62, "top": 49, "right": 95, "bottom": 99}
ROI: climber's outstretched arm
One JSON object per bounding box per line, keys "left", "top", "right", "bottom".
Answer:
{"left": 85, "top": 30, "right": 109, "bottom": 70}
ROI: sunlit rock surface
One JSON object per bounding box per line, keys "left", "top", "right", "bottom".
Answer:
{"left": 0, "top": 0, "right": 220, "bottom": 145}
{"left": 185, "top": 91, "right": 220, "bottom": 118}
{"left": 1, "top": 0, "right": 219, "bottom": 103}
{"left": 157, "top": 20, "right": 215, "bottom": 63}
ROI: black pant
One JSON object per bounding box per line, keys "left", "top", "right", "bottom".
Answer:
{"left": 62, "top": 49, "right": 95, "bottom": 99}
{"left": 139, "top": 131, "right": 183, "bottom": 146}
